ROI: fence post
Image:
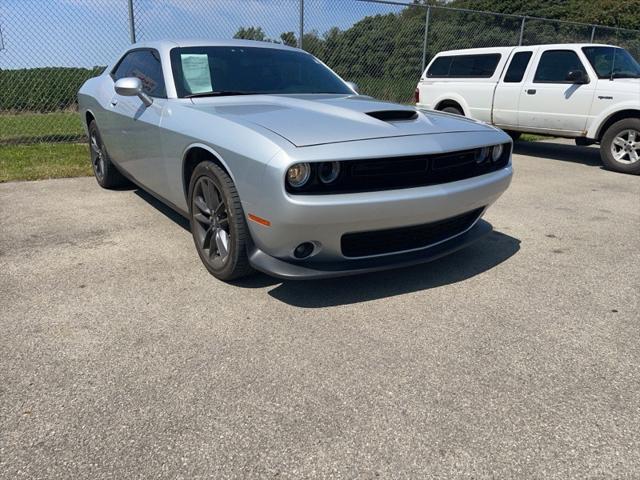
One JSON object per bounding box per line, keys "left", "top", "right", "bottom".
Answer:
{"left": 298, "top": 0, "right": 304, "bottom": 49}
{"left": 518, "top": 16, "right": 526, "bottom": 45}
{"left": 128, "top": 0, "right": 136, "bottom": 44}
{"left": 590, "top": 25, "right": 596, "bottom": 42}
{"left": 421, "top": 6, "right": 431, "bottom": 74}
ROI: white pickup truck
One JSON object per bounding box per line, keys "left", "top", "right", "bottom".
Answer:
{"left": 416, "top": 44, "right": 640, "bottom": 174}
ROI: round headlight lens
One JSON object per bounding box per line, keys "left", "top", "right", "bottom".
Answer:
{"left": 491, "top": 144, "right": 504, "bottom": 162}
{"left": 475, "top": 147, "right": 490, "bottom": 164}
{"left": 287, "top": 163, "right": 311, "bottom": 188}
{"left": 318, "top": 161, "right": 341, "bottom": 184}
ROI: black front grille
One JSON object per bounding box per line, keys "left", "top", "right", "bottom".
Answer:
{"left": 287, "top": 145, "right": 510, "bottom": 195}
{"left": 341, "top": 208, "right": 484, "bottom": 257}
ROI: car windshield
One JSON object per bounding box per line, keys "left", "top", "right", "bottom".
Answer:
{"left": 582, "top": 46, "right": 640, "bottom": 79}
{"left": 170, "top": 46, "right": 353, "bottom": 97}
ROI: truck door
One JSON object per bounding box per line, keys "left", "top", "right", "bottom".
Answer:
{"left": 492, "top": 50, "right": 534, "bottom": 128}
{"left": 518, "top": 48, "right": 596, "bottom": 134}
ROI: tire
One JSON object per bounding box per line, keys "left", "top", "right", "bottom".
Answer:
{"left": 600, "top": 118, "right": 640, "bottom": 175}
{"left": 505, "top": 130, "right": 522, "bottom": 142}
{"left": 441, "top": 106, "right": 463, "bottom": 116}
{"left": 188, "top": 161, "right": 254, "bottom": 281}
{"left": 88, "top": 120, "right": 129, "bottom": 188}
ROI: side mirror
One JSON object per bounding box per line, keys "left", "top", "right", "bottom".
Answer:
{"left": 345, "top": 81, "right": 359, "bottom": 94}
{"left": 114, "top": 77, "right": 153, "bottom": 106}
{"left": 566, "top": 70, "right": 589, "bottom": 84}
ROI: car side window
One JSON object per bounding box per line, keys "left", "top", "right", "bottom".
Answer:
{"left": 111, "top": 49, "right": 167, "bottom": 98}
{"left": 503, "top": 51, "right": 533, "bottom": 83}
{"left": 533, "top": 50, "right": 587, "bottom": 83}
{"left": 427, "top": 56, "right": 452, "bottom": 77}
{"left": 427, "top": 54, "right": 501, "bottom": 78}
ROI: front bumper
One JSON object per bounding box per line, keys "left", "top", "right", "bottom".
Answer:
{"left": 245, "top": 164, "right": 512, "bottom": 261}
{"left": 248, "top": 219, "right": 492, "bottom": 280}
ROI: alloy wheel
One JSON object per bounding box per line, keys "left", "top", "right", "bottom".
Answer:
{"left": 192, "top": 176, "right": 231, "bottom": 266}
{"left": 611, "top": 129, "right": 640, "bottom": 165}
{"left": 89, "top": 132, "right": 105, "bottom": 180}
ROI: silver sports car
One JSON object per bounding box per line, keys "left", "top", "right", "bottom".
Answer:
{"left": 78, "top": 39, "right": 512, "bottom": 281}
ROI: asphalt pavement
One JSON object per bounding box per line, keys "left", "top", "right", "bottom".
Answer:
{"left": 1, "top": 139, "right": 639, "bottom": 479}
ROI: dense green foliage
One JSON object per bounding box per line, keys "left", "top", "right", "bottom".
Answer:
{"left": 0, "top": 67, "right": 104, "bottom": 112}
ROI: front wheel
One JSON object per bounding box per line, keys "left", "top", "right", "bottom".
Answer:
{"left": 600, "top": 118, "right": 640, "bottom": 175}
{"left": 504, "top": 130, "right": 522, "bottom": 142}
{"left": 188, "top": 161, "right": 254, "bottom": 281}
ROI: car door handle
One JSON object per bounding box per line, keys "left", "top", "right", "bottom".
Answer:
{"left": 526, "top": 89, "right": 536, "bottom": 95}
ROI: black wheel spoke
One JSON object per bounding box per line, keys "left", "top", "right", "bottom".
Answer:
{"left": 202, "top": 227, "right": 214, "bottom": 251}
{"left": 213, "top": 201, "right": 226, "bottom": 216}
{"left": 194, "top": 196, "right": 210, "bottom": 215}
{"left": 194, "top": 212, "right": 211, "bottom": 225}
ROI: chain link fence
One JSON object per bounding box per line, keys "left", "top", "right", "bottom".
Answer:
{"left": 1, "top": 0, "right": 639, "bottom": 146}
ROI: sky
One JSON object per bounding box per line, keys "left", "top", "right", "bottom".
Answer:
{"left": 0, "top": 0, "right": 403, "bottom": 69}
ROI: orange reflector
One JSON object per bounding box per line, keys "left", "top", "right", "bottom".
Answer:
{"left": 248, "top": 213, "right": 271, "bottom": 227}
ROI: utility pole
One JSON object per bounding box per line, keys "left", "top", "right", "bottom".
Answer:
{"left": 298, "top": 0, "right": 304, "bottom": 49}
{"left": 128, "top": 0, "right": 136, "bottom": 44}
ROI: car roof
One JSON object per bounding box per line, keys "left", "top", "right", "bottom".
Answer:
{"left": 434, "top": 43, "right": 617, "bottom": 57}
{"left": 127, "top": 38, "right": 300, "bottom": 53}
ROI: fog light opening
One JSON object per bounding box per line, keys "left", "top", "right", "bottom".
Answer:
{"left": 293, "top": 242, "right": 315, "bottom": 259}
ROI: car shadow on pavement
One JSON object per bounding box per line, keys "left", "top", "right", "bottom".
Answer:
{"left": 513, "top": 141, "right": 602, "bottom": 167}
{"left": 238, "top": 230, "right": 521, "bottom": 308}
{"left": 132, "top": 187, "right": 520, "bottom": 307}
{"left": 134, "top": 189, "right": 191, "bottom": 231}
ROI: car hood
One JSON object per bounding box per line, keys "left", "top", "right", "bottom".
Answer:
{"left": 188, "top": 94, "right": 493, "bottom": 147}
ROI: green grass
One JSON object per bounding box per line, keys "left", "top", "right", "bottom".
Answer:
{"left": 0, "top": 143, "right": 91, "bottom": 182}
{"left": 0, "top": 111, "right": 84, "bottom": 144}
{"left": 519, "top": 133, "right": 550, "bottom": 142}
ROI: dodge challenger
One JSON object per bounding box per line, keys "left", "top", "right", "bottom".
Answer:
{"left": 78, "top": 40, "right": 513, "bottom": 281}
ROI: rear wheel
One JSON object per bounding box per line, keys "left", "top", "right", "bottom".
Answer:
{"left": 188, "top": 161, "right": 254, "bottom": 281}
{"left": 440, "top": 106, "right": 463, "bottom": 116}
{"left": 88, "top": 120, "right": 128, "bottom": 188}
{"left": 600, "top": 118, "right": 640, "bottom": 175}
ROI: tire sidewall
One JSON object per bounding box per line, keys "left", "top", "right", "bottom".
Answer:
{"left": 188, "top": 161, "right": 247, "bottom": 280}
{"left": 441, "top": 106, "right": 463, "bottom": 116}
{"left": 601, "top": 118, "right": 640, "bottom": 175}
{"left": 88, "top": 121, "right": 107, "bottom": 186}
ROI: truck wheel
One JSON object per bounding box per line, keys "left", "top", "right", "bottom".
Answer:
{"left": 600, "top": 118, "right": 640, "bottom": 175}
{"left": 440, "top": 106, "right": 463, "bottom": 116}
{"left": 505, "top": 130, "right": 521, "bottom": 141}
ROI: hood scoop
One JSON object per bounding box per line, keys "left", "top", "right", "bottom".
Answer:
{"left": 366, "top": 110, "right": 419, "bottom": 122}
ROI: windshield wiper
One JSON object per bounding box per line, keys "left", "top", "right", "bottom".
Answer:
{"left": 185, "top": 91, "right": 253, "bottom": 98}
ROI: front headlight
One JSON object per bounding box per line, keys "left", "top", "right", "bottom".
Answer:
{"left": 475, "top": 147, "right": 490, "bottom": 164}
{"left": 318, "top": 161, "right": 341, "bottom": 184}
{"left": 286, "top": 163, "right": 311, "bottom": 188}
{"left": 491, "top": 144, "right": 504, "bottom": 162}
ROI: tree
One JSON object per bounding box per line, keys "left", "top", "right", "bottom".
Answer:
{"left": 280, "top": 32, "right": 297, "bottom": 47}
{"left": 233, "top": 26, "right": 267, "bottom": 41}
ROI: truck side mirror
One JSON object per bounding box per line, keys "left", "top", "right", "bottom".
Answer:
{"left": 566, "top": 70, "right": 589, "bottom": 84}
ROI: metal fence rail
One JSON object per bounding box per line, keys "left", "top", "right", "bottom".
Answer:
{"left": 1, "top": 0, "right": 639, "bottom": 145}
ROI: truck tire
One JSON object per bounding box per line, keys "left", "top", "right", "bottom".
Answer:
{"left": 600, "top": 118, "right": 640, "bottom": 175}
{"left": 505, "top": 130, "right": 522, "bottom": 141}
{"left": 440, "top": 106, "right": 463, "bottom": 116}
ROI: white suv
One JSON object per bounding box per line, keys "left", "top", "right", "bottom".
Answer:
{"left": 416, "top": 44, "right": 640, "bottom": 174}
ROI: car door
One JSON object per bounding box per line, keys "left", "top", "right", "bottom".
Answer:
{"left": 105, "top": 49, "right": 168, "bottom": 195}
{"left": 518, "top": 48, "right": 596, "bottom": 134}
{"left": 492, "top": 49, "right": 534, "bottom": 128}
